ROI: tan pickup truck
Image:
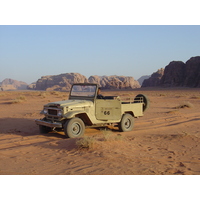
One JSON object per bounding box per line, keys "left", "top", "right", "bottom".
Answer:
{"left": 35, "top": 83, "right": 149, "bottom": 138}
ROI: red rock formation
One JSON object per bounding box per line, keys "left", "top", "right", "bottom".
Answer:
{"left": 142, "top": 56, "right": 200, "bottom": 88}
{"left": 142, "top": 68, "right": 164, "bottom": 87}
{"left": 34, "top": 73, "right": 140, "bottom": 91}
{"left": 0, "top": 78, "right": 28, "bottom": 90}
{"left": 160, "top": 61, "right": 185, "bottom": 87}
{"left": 184, "top": 56, "right": 200, "bottom": 87}
{"left": 89, "top": 75, "right": 140, "bottom": 89}
{"left": 35, "top": 73, "right": 88, "bottom": 91}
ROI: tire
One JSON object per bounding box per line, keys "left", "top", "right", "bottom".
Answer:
{"left": 39, "top": 125, "right": 51, "bottom": 134}
{"left": 118, "top": 113, "right": 134, "bottom": 132}
{"left": 64, "top": 118, "right": 85, "bottom": 138}
{"left": 134, "top": 94, "right": 149, "bottom": 112}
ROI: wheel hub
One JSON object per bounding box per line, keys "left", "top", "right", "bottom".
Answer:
{"left": 72, "top": 123, "right": 81, "bottom": 135}
{"left": 125, "top": 119, "right": 131, "bottom": 128}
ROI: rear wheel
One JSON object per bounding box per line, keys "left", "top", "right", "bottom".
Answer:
{"left": 118, "top": 113, "right": 134, "bottom": 132}
{"left": 64, "top": 118, "right": 85, "bottom": 138}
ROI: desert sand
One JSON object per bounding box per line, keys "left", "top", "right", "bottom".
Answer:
{"left": 0, "top": 88, "right": 200, "bottom": 175}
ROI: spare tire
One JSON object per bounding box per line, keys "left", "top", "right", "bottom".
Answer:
{"left": 134, "top": 94, "right": 149, "bottom": 112}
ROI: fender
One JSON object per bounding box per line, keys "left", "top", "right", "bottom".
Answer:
{"left": 64, "top": 110, "right": 87, "bottom": 119}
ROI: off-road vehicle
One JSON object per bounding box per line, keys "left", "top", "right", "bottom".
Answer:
{"left": 35, "top": 83, "right": 149, "bottom": 138}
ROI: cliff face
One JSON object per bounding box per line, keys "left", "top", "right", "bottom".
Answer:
{"left": 142, "top": 68, "right": 164, "bottom": 87}
{"left": 160, "top": 61, "right": 186, "bottom": 87}
{"left": 142, "top": 56, "right": 200, "bottom": 87}
{"left": 89, "top": 75, "right": 140, "bottom": 89}
{"left": 184, "top": 56, "right": 200, "bottom": 87}
{"left": 35, "top": 73, "right": 88, "bottom": 91}
{"left": 33, "top": 73, "right": 141, "bottom": 91}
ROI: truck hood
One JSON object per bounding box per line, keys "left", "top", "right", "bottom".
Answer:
{"left": 45, "top": 100, "right": 93, "bottom": 108}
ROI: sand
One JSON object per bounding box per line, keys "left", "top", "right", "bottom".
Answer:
{"left": 0, "top": 88, "right": 200, "bottom": 175}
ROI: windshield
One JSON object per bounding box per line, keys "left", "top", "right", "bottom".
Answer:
{"left": 70, "top": 85, "right": 97, "bottom": 97}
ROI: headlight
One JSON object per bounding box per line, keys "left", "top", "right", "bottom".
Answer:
{"left": 57, "top": 110, "right": 62, "bottom": 117}
{"left": 43, "top": 108, "right": 48, "bottom": 114}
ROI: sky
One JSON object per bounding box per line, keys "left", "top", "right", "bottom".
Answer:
{"left": 1, "top": 25, "right": 200, "bottom": 84}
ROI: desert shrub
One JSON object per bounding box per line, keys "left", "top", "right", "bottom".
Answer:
{"left": 76, "top": 136, "right": 96, "bottom": 149}
{"left": 0, "top": 93, "right": 5, "bottom": 97}
{"left": 190, "top": 96, "right": 200, "bottom": 99}
{"left": 38, "top": 92, "right": 47, "bottom": 98}
{"left": 50, "top": 91, "right": 60, "bottom": 96}
{"left": 101, "top": 129, "right": 125, "bottom": 142}
{"left": 159, "top": 93, "right": 166, "bottom": 96}
{"left": 182, "top": 131, "right": 189, "bottom": 136}
{"left": 102, "top": 130, "right": 112, "bottom": 141}
{"left": 175, "top": 101, "right": 194, "bottom": 109}
{"left": 76, "top": 131, "right": 126, "bottom": 150}
{"left": 11, "top": 95, "right": 27, "bottom": 104}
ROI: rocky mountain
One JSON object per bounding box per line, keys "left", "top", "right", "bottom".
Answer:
{"left": 89, "top": 75, "right": 140, "bottom": 89}
{"left": 137, "top": 75, "right": 151, "bottom": 85}
{"left": 35, "top": 73, "right": 88, "bottom": 91}
{"left": 27, "top": 82, "right": 36, "bottom": 90}
{"left": 184, "top": 56, "right": 200, "bottom": 87}
{"left": 0, "top": 78, "right": 28, "bottom": 91}
{"left": 142, "top": 56, "right": 200, "bottom": 87}
{"left": 142, "top": 68, "right": 164, "bottom": 87}
{"left": 31, "top": 73, "right": 141, "bottom": 91}
{"left": 160, "top": 61, "right": 186, "bottom": 87}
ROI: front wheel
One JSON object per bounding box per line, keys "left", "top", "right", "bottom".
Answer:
{"left": 64, "top": 118, "right": 85, "bottom": 138}
{"left": 118, "top": 113, "right": 134, "bottom": 132}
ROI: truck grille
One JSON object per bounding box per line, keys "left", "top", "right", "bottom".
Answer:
{"left": 48, "top": 109, "right": 58, "bottom": 115}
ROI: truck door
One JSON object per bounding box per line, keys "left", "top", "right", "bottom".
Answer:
{"left": 95, "top": 99, "right": 121, "bottom": 121}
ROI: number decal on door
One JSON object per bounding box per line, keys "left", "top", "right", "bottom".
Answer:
{"left": 104, "top": 111, "right": 110, "bottom": 115}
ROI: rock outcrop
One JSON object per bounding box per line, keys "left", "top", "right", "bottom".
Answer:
{"left": 89, "top": 75, "right": 140, "bottom": 89}
{"left": 160, "top": 61, "right": 186, "bottom": 87}
{"left": 27, "top": 82, "right": 36, "bottom": 90}
{"left": 184, "top": 56, "right": 200, "bottom": 87}
{"left": 137, "top": 75, "right": 150, "bottom": 85}
{"left": 0, "top": 78, "right": 28, "bottom": 91}
{"left": 33, "top": 73, "right": 141, "bottom": 91}
{"left": 142, "top": 56, "right": 200, "bottom": 88}
{"left": 35, "top": 73, "right": 88, "bottom": 91}
{"left": 142, "top": 68, "right": 164, "bottom": 87}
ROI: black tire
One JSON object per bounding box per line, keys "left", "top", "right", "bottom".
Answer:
{"left": 134, "top": 94, "right": 149, "bottom": 112}
{"left": 118, "top": 113, "right": 134, "bottom": 132}
{"left": 64, "top": 118, "right": 85, "bottom": 138}
{"left": 39, "top": 125, "right": 51, "bottom": 134}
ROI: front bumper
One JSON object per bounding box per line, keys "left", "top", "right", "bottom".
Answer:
{"left": 35, "top": 119, "right": 62, "bottom": 128}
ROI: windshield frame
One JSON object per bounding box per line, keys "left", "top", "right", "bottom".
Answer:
{"left": 69, "top": 84, "right": 98, "bottom": 99}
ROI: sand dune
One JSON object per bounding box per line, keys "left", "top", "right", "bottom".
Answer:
{"left": 0, "top": 88, "right": 200, "bottom": 175}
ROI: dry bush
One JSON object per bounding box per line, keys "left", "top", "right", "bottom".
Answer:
{"left": 175, "top": 101, "right": 194, "bottom": 109}
{"left": 0, "top": 93, "right": 6, "bottom": 97}
{"left": 11, "top": 95, "right": 27, "bottom": 104}
{"left": 48, "top": 91, "right": 68, "bottom": 99}
{"left": 76, "top": 130, "right": 126, "bottom": 150}
{"left": 38, "top": 92, "right": 47, "bottom": 98}
{"left": 159, "top": 93, "right": 166, "bottom": 96}
{"left": 190, "top": 96, "right": 200, "bottom": 99}
{"left": 101, "top": 130, "right": 124, "bottom": 141}
{"left": 50, "top": 91, "right": 60, "bottom": 96}
{"left": 76, "top": 136, "right": 96, "bottom": 149}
